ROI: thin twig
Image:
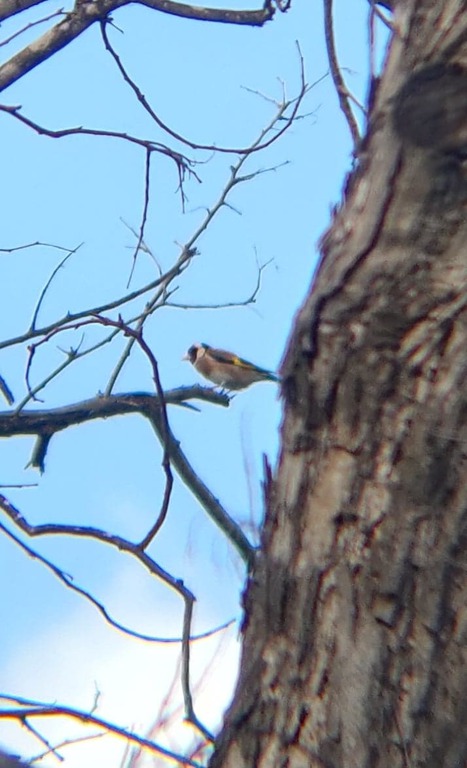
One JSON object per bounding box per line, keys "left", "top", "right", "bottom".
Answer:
{"left": 0, "top": 103, "right": 196, "bottom": 181}
{"left": 0, "top": 373, "right": 14, "bottom": 405}
{"left": 0, "top": 7, "right": 65, "bottom": 47}
{"left": 368, "top": 0, "right": 394, "bottom": 31}
{"left": 127, "top": 148, "right": 153, "bottom": 288}
{"left": 0, "top": 520, "right": 183, "bottom": 643}
{"left": 0, "top": 694, "right": 203, "bottom": 767}
{"left": 0, "top": 240, "right": 75, "bottom": 254}
{"left": 22, "top": 717, "right": 63, "bottom": 763}
{"left": 181, "top": 597, "right": 215, "bottom": 742}
{"left": 100, "top": 21, "right": 308, "bottom": 157}
{"left": 29, "top": 243, "right": 82, "bottom": 331}
{"left": 104, "top": 111, "right": 291, "bottom": 394}
{"left": 33, "top": 731, "right": 106, "bottom": 764}
{"left": 147, "top": 405, "right": 255, "bottom": 566}
{"left": 166, "top": 258, "right": 273, "bottom": 310}
{"left": 90, "top": 314, "right": 174, "bottom": 548}
{"left": 15, "top": 328, "right": 120, "bottom": 413}
{"left": 0, "top": 501, "right": 234, "bottom": 643}
{"left": 323, "top": 0, "right": 360, "bottom": 147}
{"left": 0, "top": 255, "right": 190, "bottom": 351}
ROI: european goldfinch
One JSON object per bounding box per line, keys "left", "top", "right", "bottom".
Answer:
{"left": 183, "top": 343, "right": 279, "bottom": 390}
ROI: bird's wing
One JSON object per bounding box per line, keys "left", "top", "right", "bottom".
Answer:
{"left": 208, "top": 347, "right": 276, "bottom": 376}
{"left": 208, "top": 347, "right": 260, "bottom": 370}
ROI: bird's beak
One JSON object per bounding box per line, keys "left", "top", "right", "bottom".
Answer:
{"left": 182, "top": 353, "right": 189, "bottom": 361}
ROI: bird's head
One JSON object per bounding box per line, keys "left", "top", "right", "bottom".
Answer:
{"left": 182, "top": 343, "right": 209, "bottom": 364}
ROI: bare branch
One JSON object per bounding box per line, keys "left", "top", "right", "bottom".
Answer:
{"left": 0, "top": 516, "right": 234, "bottom": 644}
{"left": 0, "top": 374, "right": 14, "bottom": 405}
{"left": 0, "top": 694, "right": 204, "bottom": 767}
{"left": 0, "top": 385, "right": 254, "bottom": 564}
{"left": 1, "top": 491, "right": 234, "bottom": 740}
{"left": 0, "top": 1, "right": 110, "bottom": 93}
{"left": 89, "top": 315, "right": 174, "bottom": 548}
{"left": 166, "top": 258, "right": 273, "bottom": 310}
{"left": 0, "top": 253, "right": 192, "bottom": 351}
{"left": 126, "top": 148, "right": 152, "bottom": 289}
{"left": 368, "top": 0, "right": 394, "bottom": 36}
{"left": 0, "top": 8, "right": 66, "bottom": 47}
{"left": 0, "top": 390, "right": 228, "bottom": 437}
{"left": 137, "top": 0, "right": 274, "bottom": 26}
{"left": 29, "top": 243, "right": 82, "bottom": 331}
{"left": 22, "top": 717, "right": 63, "bottom": 763}
{"left": 323, "top": 0, "right": 361, "bottom": 147}
{"left": 147, "top": 403, "right": 255, "bottom": 566}
{"left": 0, "top": 0, "right": 274, "bottom": 93}
{"left": 0, "top": 104, "right": 195, "bottom": 178}
{"left": 0, "top": 0, "right": 48, "bottom": 23}
{"left": 100, "top": 21, "right": 308, "bottom": 156}
{"left": 0, "top": 239, "right": 78, "bottom": 254}
{"left": 181, "top": 597, "right": 215, "bottom": 743}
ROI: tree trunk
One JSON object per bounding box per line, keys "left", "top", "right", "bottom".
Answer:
{"left": 211, "top": 2, "right": 467, "bottom": 767}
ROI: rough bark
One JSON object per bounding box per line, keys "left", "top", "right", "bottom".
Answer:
{"left": 211, "top": 2, "right": 467, "bottom": 767}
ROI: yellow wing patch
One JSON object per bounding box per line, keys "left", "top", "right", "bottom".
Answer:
{"left": 231, "top": 355, "right": 257, "bottom": 370}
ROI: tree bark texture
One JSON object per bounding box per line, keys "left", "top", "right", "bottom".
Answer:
{"left": 211, "top": 2, "right": 467, "bottom": 767}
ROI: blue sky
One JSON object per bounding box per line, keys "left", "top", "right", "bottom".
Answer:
{"left": 0, "top": 1, "right": 389, "bottom": 764}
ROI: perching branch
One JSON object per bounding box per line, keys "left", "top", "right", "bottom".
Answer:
{"left": 0, "top": 390, "right": 225, "bottom": 436}
{"left": 0, "top": 384, "right": 255, "bottom": 565}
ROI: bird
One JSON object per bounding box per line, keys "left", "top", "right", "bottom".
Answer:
{"left": 183, "top": 343, "right": 279, "bottom": 390}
